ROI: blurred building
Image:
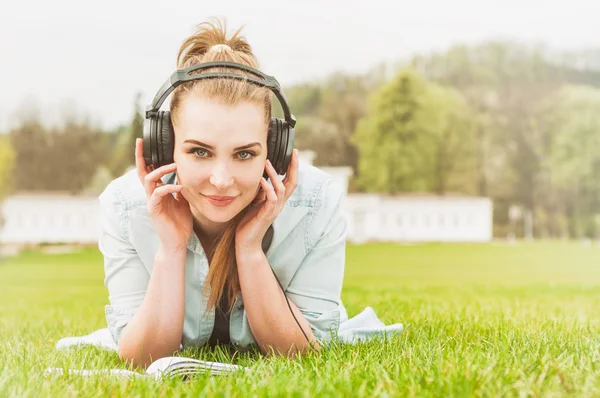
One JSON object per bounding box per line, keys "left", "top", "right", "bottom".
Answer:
{"left": 0, "top": 193, "right": 101, "bottom": 245}
{"left": 344, "top": 194, "right": 492, "bottom": 244}
{"left": 0, "top": 150, "right": 492, "bottom": 246}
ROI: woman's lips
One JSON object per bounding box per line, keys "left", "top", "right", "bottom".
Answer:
{"left": 203, "top": 195, "right": 236, "bottom": 207}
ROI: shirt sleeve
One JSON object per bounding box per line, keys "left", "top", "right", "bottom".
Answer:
{"left": 98, "top": 183, "right": 150, "bottom": 346}
{"left": 285, "top": 177, "right": 348, "bottom": 342}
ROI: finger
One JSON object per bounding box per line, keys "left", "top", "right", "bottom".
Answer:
{"left": 147, "top": 184, "right": 183, "bottom": 209}
{"left": 144, "top": 163, "right": 177, "bottom": 198}
{"left": 174, "top": 189, "right": 189, "bottom": 204}
{"left": 135, "top": 138, "right": 148, "bottom": 183}
{"left": 266, "top": 160, "right": 286, "bottom": 199}
{"left": 253, "top": 178, "right": 278, "bottom": 222}
{"left": 282, "top": 149, "right": 294, "bottom": 184}
{"left": 261, "top": 177, "right": 278, "bottom": 208}
{"left": 258, "top": 190, "right": 267, "bottom": 202}
{"left": 136, "top": 138, "right": 167, "bottom": 186}
{"left": 253, "top": 187, "right": 267, "bottom": 203}
{"left": 281, "top": 151, "right": 292, "bottom": 188}
{"left": 284, "top": 149, "right": 299, "bottom": 199}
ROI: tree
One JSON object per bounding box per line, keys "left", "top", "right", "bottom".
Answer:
{"left": 107, "top": 92, "right": 143, "bottom": 177}
{"left": 546, "top": 85, "right": 600, "bottom": 238}
{"left": 409, "top": 41, "right": 597, "bottom": 237}
{"left": 9, "top": 103, "right": 110, "bottom": 193}
{"left": 352, "top": 68, "right": 477, "bottom": 194}
{"left": 284, "top": 83, "right": 322, "bottom": 116}
{"left": 9, "top": 119, "right": 52, "bottom": 191}
{"left": 0, "top": 136, "right": 15, "bottom": 233}
{"left": 312, "top": 74, "right": 369, "bottom": 171}
{"left": 130, "top": 92, "right": 144, "bottom": 164}
{"left": 426, "top": 83, "right": 478, "bottom": 195}
{"left": 49, "top": 120, "right": 110, "bottom": 194}
{"left": 0, "top": 136, "right": 16, "bottom": 200}
{"left": 283, "top": 70, "right": 386, "bottom": 174}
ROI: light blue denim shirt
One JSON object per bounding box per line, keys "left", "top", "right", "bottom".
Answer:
{"left": 98, "top": 160, "right": 348, "bottom": 351}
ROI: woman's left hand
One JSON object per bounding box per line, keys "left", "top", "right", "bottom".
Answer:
{"left": 235, "top": 149, "right": 299, "bottom": 253}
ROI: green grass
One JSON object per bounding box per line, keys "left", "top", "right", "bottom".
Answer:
{"left": 2, "top": 241, "right": 600, "bottom": 397}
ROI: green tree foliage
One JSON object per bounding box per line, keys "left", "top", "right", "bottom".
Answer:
{"left": 107, "top": 92, "right": 143, "bottom": 177}
{"left": 130, "top": 93, "right": 144, "bottom": 160}
{"left": 352, "top": 69, "right": 477, "bottom": 194}
{"left": 9, "top": 120, "right": 109, "bottom": 193}
{"left": 409, "top": 42, "right": 600, "bottom": 237}
{"left": 0, "top": 136, "right": 16, "bottom": 200}
{"left": 284, "top": 83, "right": 322, "bottom": 116}
{"left": 8, "top": 111, "right": 110, "bottom": 193}
{"left": 546, "top": 85, "right": 600, "bottom": 238}
{"left": 285, "top": 68, "right": 388, "bottom": 173}
{"left": 8, "top": 119, "right": 50, "bottom": 192}
{"left": 50, "top": 121, "right": 110, "bottom": 194}
{"left": 275, "top": 44, "right": 600, "bottom": 236}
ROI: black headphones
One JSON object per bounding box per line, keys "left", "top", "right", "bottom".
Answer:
{"left": 143, "top": 61, "right": 296, "bottom": 176}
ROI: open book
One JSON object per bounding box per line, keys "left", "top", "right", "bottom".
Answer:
{"left": 45, "top": 356, "right": 249, "bottom": 379}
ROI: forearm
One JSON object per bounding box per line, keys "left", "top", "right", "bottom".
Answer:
{"left": 237, "top": 249, "right": 319, "bottom": 356}
{"left": 118, "top": 247, "right": 186, "bottom": 368}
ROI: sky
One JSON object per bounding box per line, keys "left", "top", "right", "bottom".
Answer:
{"left": 1, "top": 0, "right": 599, "bottom": 132}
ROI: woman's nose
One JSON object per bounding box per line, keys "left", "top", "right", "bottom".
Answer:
{"left": 209, "top": 163, "right": 234, "bottom": 190}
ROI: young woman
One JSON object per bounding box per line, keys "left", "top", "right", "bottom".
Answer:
{"left": 99, "top": 19, "right": 347, "bottom": 367}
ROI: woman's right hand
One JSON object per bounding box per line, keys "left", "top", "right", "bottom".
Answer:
{"left": 135, "top": 138, "right": 193, "bottom": 253}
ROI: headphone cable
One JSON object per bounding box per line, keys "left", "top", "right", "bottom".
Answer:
{"left": 269, "top": 267, "right": 319, "bottom": 353}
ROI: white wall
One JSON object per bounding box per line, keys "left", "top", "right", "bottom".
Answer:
{"left": 0, "top": 161, "right": 493, "bottom": 245}
{"left": 0, "top": 194, "right": 101, "bottom": 244}
{"left": 344, "top": 194, "right": 493, "bottom": 244}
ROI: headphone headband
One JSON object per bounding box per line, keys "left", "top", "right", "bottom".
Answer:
{"left": 145, "top": 61, "right": 296, "bottom": 128}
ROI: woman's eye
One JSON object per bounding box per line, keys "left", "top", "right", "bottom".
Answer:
{"left": 194, "top": 149, "right": 208, "bottom": 158}
{"left": 238, "top": 151, "right": 252, "bottom": 160}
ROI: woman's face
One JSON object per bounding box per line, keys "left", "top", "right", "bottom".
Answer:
{"left": 173, "top": 95, "right": 268, "bottom": 225}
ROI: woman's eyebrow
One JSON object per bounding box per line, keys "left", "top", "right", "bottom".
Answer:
{"left": 234, "top": 142, "right": 262, "bottom": 151}
{"left": 183, "top": 139, "right": 262, "bottom": 151}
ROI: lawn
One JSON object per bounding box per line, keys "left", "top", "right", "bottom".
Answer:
{"left": 1, "top": 241, "right": 600, "bottom": 397}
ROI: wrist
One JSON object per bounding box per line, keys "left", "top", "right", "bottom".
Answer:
{"left": 157, "top": 245, "right": 187, "bottom": 261}
{"left": 236, "top": 246, "right": 266, "bottom": 266}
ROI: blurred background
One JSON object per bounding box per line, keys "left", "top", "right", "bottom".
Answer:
{"left": 1, "top": 0, "right": 600, "bottom": 250}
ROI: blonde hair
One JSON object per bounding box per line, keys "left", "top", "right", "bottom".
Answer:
{"left": 170, "top": 18, "right": 272, "bottom": 314}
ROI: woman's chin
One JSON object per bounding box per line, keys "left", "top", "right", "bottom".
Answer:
{"left": 201, "top": 203, "right": 243, "bottom": 224}
{"left": 206, "top": 213, "right": 236, "bottom": 224}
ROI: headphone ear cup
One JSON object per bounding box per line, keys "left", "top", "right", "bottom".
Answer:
{"left": 269, "top": 118, "right": 294, "bottom": 175}
{"left": 280, "top": 123, "right": 294, "bottom": 174}
{"left": 142, "top": 116, "right": 155, "bottom": 168}
{"left": 266, "top": 118, "right": 280, "bottom": 176}
{"left": 157, "top": 111, "right": 175, "bottom": 167}
{"left": 266, "top": 118, "right": 295, "bottom": 176}
{"left": 275, "top": 119, "right": 288, "bottom": 173}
